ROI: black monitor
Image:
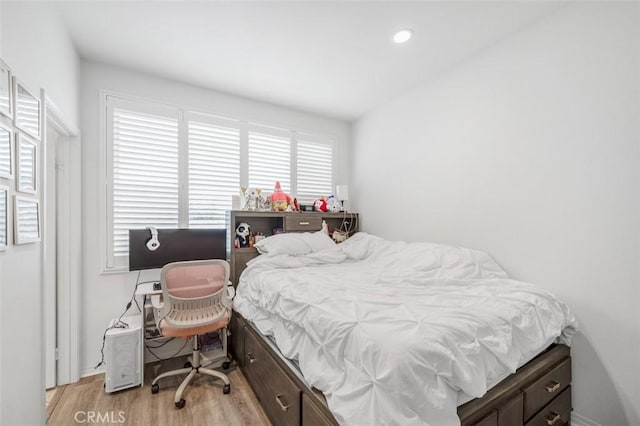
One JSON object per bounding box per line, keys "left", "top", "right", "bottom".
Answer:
{"left": 128, "top": 228, "right": 227, "bottom": 271}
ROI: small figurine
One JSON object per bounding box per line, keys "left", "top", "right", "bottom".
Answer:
{"left": 235, "top": 222, "right": 251, "bottom": 247}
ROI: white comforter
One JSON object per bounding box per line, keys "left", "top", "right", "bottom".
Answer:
{"left": 234, "top": 233, "right": 577, "bottom": 426}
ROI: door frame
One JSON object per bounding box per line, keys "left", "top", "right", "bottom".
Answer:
{"left": 42, "top": 92, "right": 81, "bottom": 386}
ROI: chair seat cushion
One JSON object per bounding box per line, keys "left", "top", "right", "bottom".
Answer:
{"left": 160, "top": 312, "right": 230, "bottom": 338}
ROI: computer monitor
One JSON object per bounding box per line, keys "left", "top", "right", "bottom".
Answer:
{"left": 128, "top": 228, "right": 227, "bottom": 271}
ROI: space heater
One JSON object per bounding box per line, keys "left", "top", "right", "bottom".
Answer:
{"left": 104, "top": 315, "right": 144, "bottom": 393}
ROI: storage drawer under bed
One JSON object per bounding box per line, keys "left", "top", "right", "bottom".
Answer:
{"left": 244, "top": 327, "right": 301, "bottom": 426}
{"left": 523, "top": 358, "right": 571, "bottom": 420}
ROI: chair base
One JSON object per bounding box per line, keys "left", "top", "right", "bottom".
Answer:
{"left": 151, "top": 339, "right": 231, "bottom": 407}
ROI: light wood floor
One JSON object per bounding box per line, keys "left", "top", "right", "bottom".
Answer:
{"left": 47, "top": 359, "right": 270, "bottom": 425}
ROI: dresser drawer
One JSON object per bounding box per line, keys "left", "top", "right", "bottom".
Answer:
{"left": 244, "top": 329, "right": 301, "bottom": 426}
{"left": 525, "top": 386, "right": 571, "bottom": 426}
{"left": 285, "top": 215, "right": 322, "bottom": 232}
{"left": 523, "top": 358, "right": 571, "bottom": 419}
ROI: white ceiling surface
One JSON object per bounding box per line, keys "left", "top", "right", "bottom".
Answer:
{"left": 55, "top": 1, "right": 564, "bottom": 121}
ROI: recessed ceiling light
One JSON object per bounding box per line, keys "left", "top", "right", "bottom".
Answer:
{"left": 393, "top": 29, "right": 414, "bottom": 44}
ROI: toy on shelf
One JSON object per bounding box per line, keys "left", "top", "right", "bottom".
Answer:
{"left": 240, "top": 187, "right": 261, "bottom": 211}
{"left": 313, "top": 197, "right": 328, "bottom": 212}
{"left": 235, "top": 222, "right": 251, "bottom": 247}
{"left": 326, "top": 195, "right": 341, "bottom": 213}
{"left": 270, "top": 181, "right": 291, "bottom": 211}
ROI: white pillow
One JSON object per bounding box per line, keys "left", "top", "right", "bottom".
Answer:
{"left": 254, "top": 230, "right": 335, "bottom": 256}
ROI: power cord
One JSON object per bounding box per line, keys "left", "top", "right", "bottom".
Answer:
{"left": 94, "top": 271, "right": 143, "bottom": 369}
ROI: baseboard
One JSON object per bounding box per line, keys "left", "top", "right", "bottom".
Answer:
{"left": 81, "top": 366, "right": 104, "bottom": 378}
{"left": 572, "top": 412, "right": 602, "bottom": 426}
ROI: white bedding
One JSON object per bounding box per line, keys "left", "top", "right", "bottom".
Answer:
{"left": 234, "top": 233, "right": 577, "bottom": 426}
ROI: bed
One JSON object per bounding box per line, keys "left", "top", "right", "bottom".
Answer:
{"left": 231, "top": 232, "right": 577, "bottom": 426}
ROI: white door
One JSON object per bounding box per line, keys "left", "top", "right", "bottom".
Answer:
{"left": 44, "top": 123, "right": 62, "bottom": 389}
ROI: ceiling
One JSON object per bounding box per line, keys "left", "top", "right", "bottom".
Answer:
{"left": 55, "top": 1, "right": 564, "bottom": 121}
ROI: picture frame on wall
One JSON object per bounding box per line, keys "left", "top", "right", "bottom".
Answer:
{"left": 16, "top": 133, "right": 37, "bottom": 194}
{"left": 0, "top": 122, "right": 13, "bottom": 179}
{"left": 0, "top": 186, "right": 7, "bottom": 250}
{"left": 0, "top": 59, "right": 12, "bottom": 120}
{"left": 14, "top": 195, "right": 40, "bottom": 244}
{"left": 13, "top": 78, "right": 42, "bottom": 140}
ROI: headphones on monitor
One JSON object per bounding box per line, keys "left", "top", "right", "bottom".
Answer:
{"left": 146, "top": 226, "right": 160, "bottom": 251}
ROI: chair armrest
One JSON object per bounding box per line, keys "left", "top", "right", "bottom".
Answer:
{"left": 151, "top": 294, "right": 163, "bottom": 310}
{"left": 226, "top": 285, "right": 236, "bottom": 300}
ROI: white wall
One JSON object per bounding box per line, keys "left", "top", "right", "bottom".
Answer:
{"left": 80, "top": 61, "right": 351, "bottom": 375}
{"left": 352, "top": 3, "right": 639, "bottom": 425}
{"left": 0, "top": 2, "right": 79, "bottom": 425}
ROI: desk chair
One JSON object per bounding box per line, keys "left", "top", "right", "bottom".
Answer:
{"left": 150, "top": 259, "right": 234, "bottom": 409}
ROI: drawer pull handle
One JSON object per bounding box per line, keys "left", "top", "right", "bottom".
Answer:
{"left": 299, "top": 221, "right": 310, "bottom": 225}
{"left": 247, "top": 352, "right": 256, "bottom": 364}
{"left": 545, "top": 412, "right": 561, "bottom": 425}
{"left": 546, "top": 381, "right": 560, "bottom": 393}
{"left": 275, "top": 394, "right": 290, "bottom": 412}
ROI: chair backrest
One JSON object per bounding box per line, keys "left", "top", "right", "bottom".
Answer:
{"left": 158, "top": 259, "right": 231, "bottom": 328}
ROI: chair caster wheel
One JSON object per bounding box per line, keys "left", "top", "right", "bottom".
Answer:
{"left": 175, "top": 399, "right": 186, "bottom": 409}
{"left": 222, "top": 361, "right": 231, "bottom": 370}
{"left": 223, "top": 384, "right": 231, "bottom": 394}
{"left": 151, "top": 384, "right": 159, "bottom": 394}
{"left": 184, "top": 361, "right": 192, "bottom": 368}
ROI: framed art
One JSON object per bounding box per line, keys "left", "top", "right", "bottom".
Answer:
{"left": 0, "top": 186, "right": 7, "bottom": 250}
{"left": 14, "top": 195, "right": 40, "bottom": 244}
{"left": 0, "top": 122, "right": 13, "bottom": 179}
{"left": 16, "top": 133, "right": 37, "bottom": 194}
{"left": 0, "top": 59, "right": 12, "bottom": 119}
{"left": 13, "top": 78, "right": 41, "bottom": 140}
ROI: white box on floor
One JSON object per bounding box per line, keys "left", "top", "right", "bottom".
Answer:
{"left": 104, "top": 315, "right": 143, "bottom": 393}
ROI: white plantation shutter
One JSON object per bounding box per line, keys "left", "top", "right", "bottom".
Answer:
{"left": 188, "top": 117, "right": 241, "bottom": 228}
{"left": 111, "top": 106, "right": 179, "bottom": 261}
{"left": 248, "top": 125, "right": 291, "bottom": 192}
{"left": 296, "top": 137, "right": 334, "bottom": 203}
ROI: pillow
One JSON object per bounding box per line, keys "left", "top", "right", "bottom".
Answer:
{"left": 254, "top": 230, "right": 335, "bottom": 256}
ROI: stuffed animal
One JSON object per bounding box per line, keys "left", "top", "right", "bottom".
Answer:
{"left": 270, "top": 181, "right": 291, "bottom": 211}
{"left": 240, "top": 187, "right": 261, "bottom": 211}
{"left": 326, "top": 195, "right": 341, "bottom": 213}
{"left": 235, "top": 222, "right": 251, "bottom": 247}
{"left": 313, "top": 197, "right": 328, "bottom": 212}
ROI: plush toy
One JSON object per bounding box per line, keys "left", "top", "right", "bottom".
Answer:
{"left": 326, "top": 195, "right": 341, "bottom": 213}
{"left": 313, "top": 197, "right": 328, "bottom": 212}
{"left": 240, "top": 187, "right": 261, "bottom": 211}
{"left": 270, "top": 181, "right": 291, "bottom": 211}
{"left": 235, "top": 222, "right": 251, "bottom": 247}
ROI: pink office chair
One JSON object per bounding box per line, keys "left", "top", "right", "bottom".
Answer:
{"left": 150, "top": 259, "right": 234, "bottom": 409}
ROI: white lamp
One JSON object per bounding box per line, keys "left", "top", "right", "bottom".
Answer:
{"left": 336, "top": 185, "right": 349, "bottom": 211}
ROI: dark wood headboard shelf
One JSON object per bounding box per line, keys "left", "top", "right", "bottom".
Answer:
{"left": 226, "top": 210, "right": 359, "bottom": 285}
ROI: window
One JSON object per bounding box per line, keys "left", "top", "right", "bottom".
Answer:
{"left": 188, "top": 116, "right": 241, "bottom": 228}
{"left": 109, "top": 103, "right": 180, "bottom": 265}
{"left": 248, "top": 125, "right": 291, "bottom": 193}
{"left": 105, "top": 95, "right": 336, "bottom": 270}
{"left": 296, "top": 135, "right": 334, "bottom": 204}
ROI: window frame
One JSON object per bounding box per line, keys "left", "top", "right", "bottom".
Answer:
{"left": 100, "top": 91, "right": 337, "bottom": 273}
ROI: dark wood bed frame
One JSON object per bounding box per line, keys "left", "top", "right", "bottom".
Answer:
{"left": 230, "top": 313, "right": 572, "bottom": 426}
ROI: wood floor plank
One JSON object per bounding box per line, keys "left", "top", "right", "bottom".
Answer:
{"left": 48, "top": 362, "right": 270, "bottom": 426}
